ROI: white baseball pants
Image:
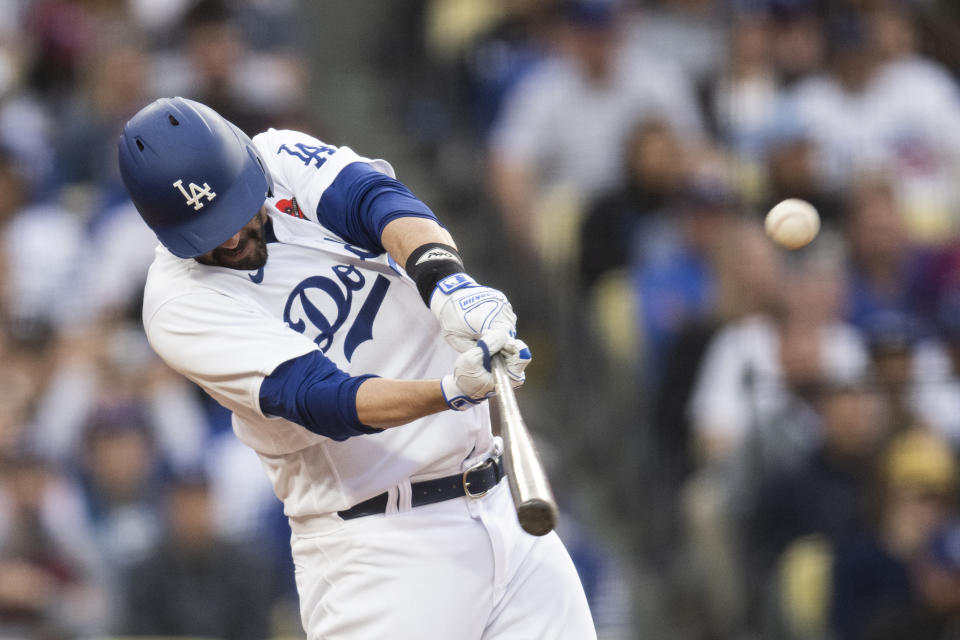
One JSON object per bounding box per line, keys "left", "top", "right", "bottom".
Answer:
{"left": 290, "top": 480, "right": 597, "bottom": 639}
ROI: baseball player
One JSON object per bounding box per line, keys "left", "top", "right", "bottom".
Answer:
{"left": 117, "top": 97, "right": 595, "bottom": 639}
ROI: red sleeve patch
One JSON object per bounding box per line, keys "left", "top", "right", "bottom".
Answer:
{"left": 275, "top": 197, "right": 305, "bottom": 219}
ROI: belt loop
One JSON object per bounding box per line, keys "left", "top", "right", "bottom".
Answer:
{"left": 396, "top": 480, "right": 413, "bottom": 513}
{"left": 384, "top": 486, "right": 400, "bottom": 515}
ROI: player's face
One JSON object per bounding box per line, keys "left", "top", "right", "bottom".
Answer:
{"left": 196, "top": 206, "right": 269, "bottom": 270}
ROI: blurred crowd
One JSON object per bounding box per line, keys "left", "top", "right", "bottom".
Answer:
{"left": 4, "top": 0, "right": 960, "bottom": 638}
{"left": 397, "top": 0, "right": 960, "bottom": 639}
{"left": 0, "top": 0, "right": 311, "bottom": 637}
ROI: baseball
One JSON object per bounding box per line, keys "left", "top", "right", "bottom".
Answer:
{"left": 765, "top": 198, "right": 820, "bottom": 249}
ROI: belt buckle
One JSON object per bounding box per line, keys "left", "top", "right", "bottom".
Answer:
{"left": 462, "top": 458, "right": 494, "bottom": 499}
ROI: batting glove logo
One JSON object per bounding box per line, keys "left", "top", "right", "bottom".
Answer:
{"left": 436, "top": 273, "right": 474, "bottom": 295}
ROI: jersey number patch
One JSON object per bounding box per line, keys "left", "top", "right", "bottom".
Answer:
{"left": 283, "top": 264, "right": 390, "bottom": 361}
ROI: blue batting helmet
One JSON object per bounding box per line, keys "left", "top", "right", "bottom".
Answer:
{"left": 117, "top": 97, "right": 273, "bottom": 258}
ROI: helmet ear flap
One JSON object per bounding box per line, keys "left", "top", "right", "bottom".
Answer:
{"left": 229, "top": 118, "right": 273, "bottom": 197}
{"left": 253, "top": 151, "right": 273, "bottom": 198}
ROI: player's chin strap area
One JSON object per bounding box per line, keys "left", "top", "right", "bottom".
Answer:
{"left": 337, "top": 455, "right": 504, "bottom": 520}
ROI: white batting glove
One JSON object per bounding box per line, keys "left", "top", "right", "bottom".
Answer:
{"left": 500, "top": 336, "right": 532, "bottom": 386}
{"left": 430, "top": 274, "right": 518, "bottom": 352}
{"left": 441, "top": 330, "right": 531, "bottom": 411}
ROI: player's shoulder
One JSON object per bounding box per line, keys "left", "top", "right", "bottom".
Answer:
{"left": 142, "top": 247, "right": 222, "bottom": 326}
{"left": 253, "top": 127, "right": 385, "bottom": 185}
{"left": 144, "top": 244, "right": 191, "bottom": 288}
{"left": 255, "top": 127, "right": 397, "bottom": 193}
{"left": 252, "top": 128, "right": 339, "bottom": 157}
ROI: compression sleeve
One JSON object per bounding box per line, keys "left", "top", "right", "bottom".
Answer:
{"left": 315, "top": 162, "right": 439, "bottom": 253}
{"left": 259, "top": 350, "right": 382, "bottom": 441}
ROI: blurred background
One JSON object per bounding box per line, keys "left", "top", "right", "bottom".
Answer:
{"left": 2, "top": 0, "right": 960, "bottom": 638}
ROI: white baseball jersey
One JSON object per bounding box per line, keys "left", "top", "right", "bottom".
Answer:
{"left": 142, "top": 128, "right": 493, "bottom": 532}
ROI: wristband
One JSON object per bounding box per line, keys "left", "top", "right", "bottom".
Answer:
{"left": 405, "top": 243, "right": 464, "bottom": 305}
{"left": 440, "top": 375, "right": 480, "bottom": 411}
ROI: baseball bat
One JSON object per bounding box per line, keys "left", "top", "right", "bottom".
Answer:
{"left": 490, "top": 354, "right": 558, "bottom": 536}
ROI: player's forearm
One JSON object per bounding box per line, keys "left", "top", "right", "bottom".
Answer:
{"left": 355, "top": 378, "right": 449, "bottom": 428}
{"left": 380, "top": 216, "right": 456, "bottom": 267}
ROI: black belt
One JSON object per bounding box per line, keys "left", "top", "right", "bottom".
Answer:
{"left": 337, "top": 456, "right": 504, "bottom": 520}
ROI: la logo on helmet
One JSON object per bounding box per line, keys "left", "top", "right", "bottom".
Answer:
{"left": 173, "top": 179, "right": 217, "bottom": 211}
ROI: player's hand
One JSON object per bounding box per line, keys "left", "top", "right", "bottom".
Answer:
{"left": 500, "top": 336, "right": 532, "bottom": 387}
{"left": 441, "top": 330, "right": 529, "bottom": 411}
{"left": 430, "top": 273, "right": 517, "bottom": 352}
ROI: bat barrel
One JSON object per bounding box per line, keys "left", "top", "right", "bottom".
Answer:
{"left": 491, "top": 356, "right": 558, "bottom": 536}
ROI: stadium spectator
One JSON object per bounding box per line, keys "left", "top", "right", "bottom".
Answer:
{"left": 688, "top": 248, "right": 867, "bottom": 465}
{"left": 75, "top": 199, "right": 162, "bottom": 325}
{"left": 630, "top": 180, "right": 737, "bottom": 381}
{"left": 625, "top": 0, "right": 725, "bottom": 93}
{"left": 843, "top": 177, "right": 935, "bottom": 335}
{"left": 75, "top": 404, "right": 166, "bottom": 575}
{"left": 747, "top": 379, "right": 887, "bottom": 597}
{"left": 578, "top": 117, "right": 690, "bottom": 291}
{"left": 650, "top": 219, "right": 784, "bottom": 485}
{"left": 769, "top": 0, "right": 824, "bottom": 87}
{"left": 906, "top": 254, "right": 960, "bottom": 448}
{"left": 682, "top": 246, "right": 868, "bottom": 636}
{"left": 487, "top": 0, "right": 703, "bottom": 254}
{"left": 861, "top": 311, "right": 927, "bottom": 435}
{"left": 830, "top": 428, "right": 958, "bottom": 640}
{"left": 31, "top": 324, "right": 209, "bottom": 474}
{"left": 1, "top": 196, "right": 85, "bottom": 338}
{"left": 151, "top": 0, "right": 306, "bottom": 135}
{"left": 896, "top": 520, "right": 960, "bottom": 640}
{"left": 55, "top": 34, "right": 151, "bottom": 200}
{"left": 123, "top": 473, "right": 272, "bottom": 639}
{"left": 22, "top": 0, "right": 99, "bottom": 104}
{"left": 711, "top": 10, "right": 780, "bottom": 161}
{"left": 759, "top": 129, "right": 845, "bottom": 227}
{"left": 0, "top": 453, "right": 108, "bottom": 637}
{"left": 456, "top": 0, "right": 557, "bottom": 134}
{"left": 784, "top": 11, "right": 960, "bottom": 243}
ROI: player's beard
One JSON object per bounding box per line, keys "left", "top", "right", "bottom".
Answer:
{"left": 196, "top": 209, "right": 269, "bottom": 271}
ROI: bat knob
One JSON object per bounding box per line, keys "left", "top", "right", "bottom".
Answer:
{"left": 517, "top": 499, "right": 558, "bottom": 536}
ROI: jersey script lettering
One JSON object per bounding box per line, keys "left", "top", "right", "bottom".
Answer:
{"left": 283, "top": 264, "right": 390, "bottom": 361}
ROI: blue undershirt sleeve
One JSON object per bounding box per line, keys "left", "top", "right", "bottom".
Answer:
{"left": 315, "top": 162, "right": 439, "bottom": 253}
{"left": 259, "top": 351, "right": 382, "bottom": 441}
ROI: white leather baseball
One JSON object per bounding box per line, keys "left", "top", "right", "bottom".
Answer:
{"left": 765, "top": 198, "right": 820, "bottom": 249}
